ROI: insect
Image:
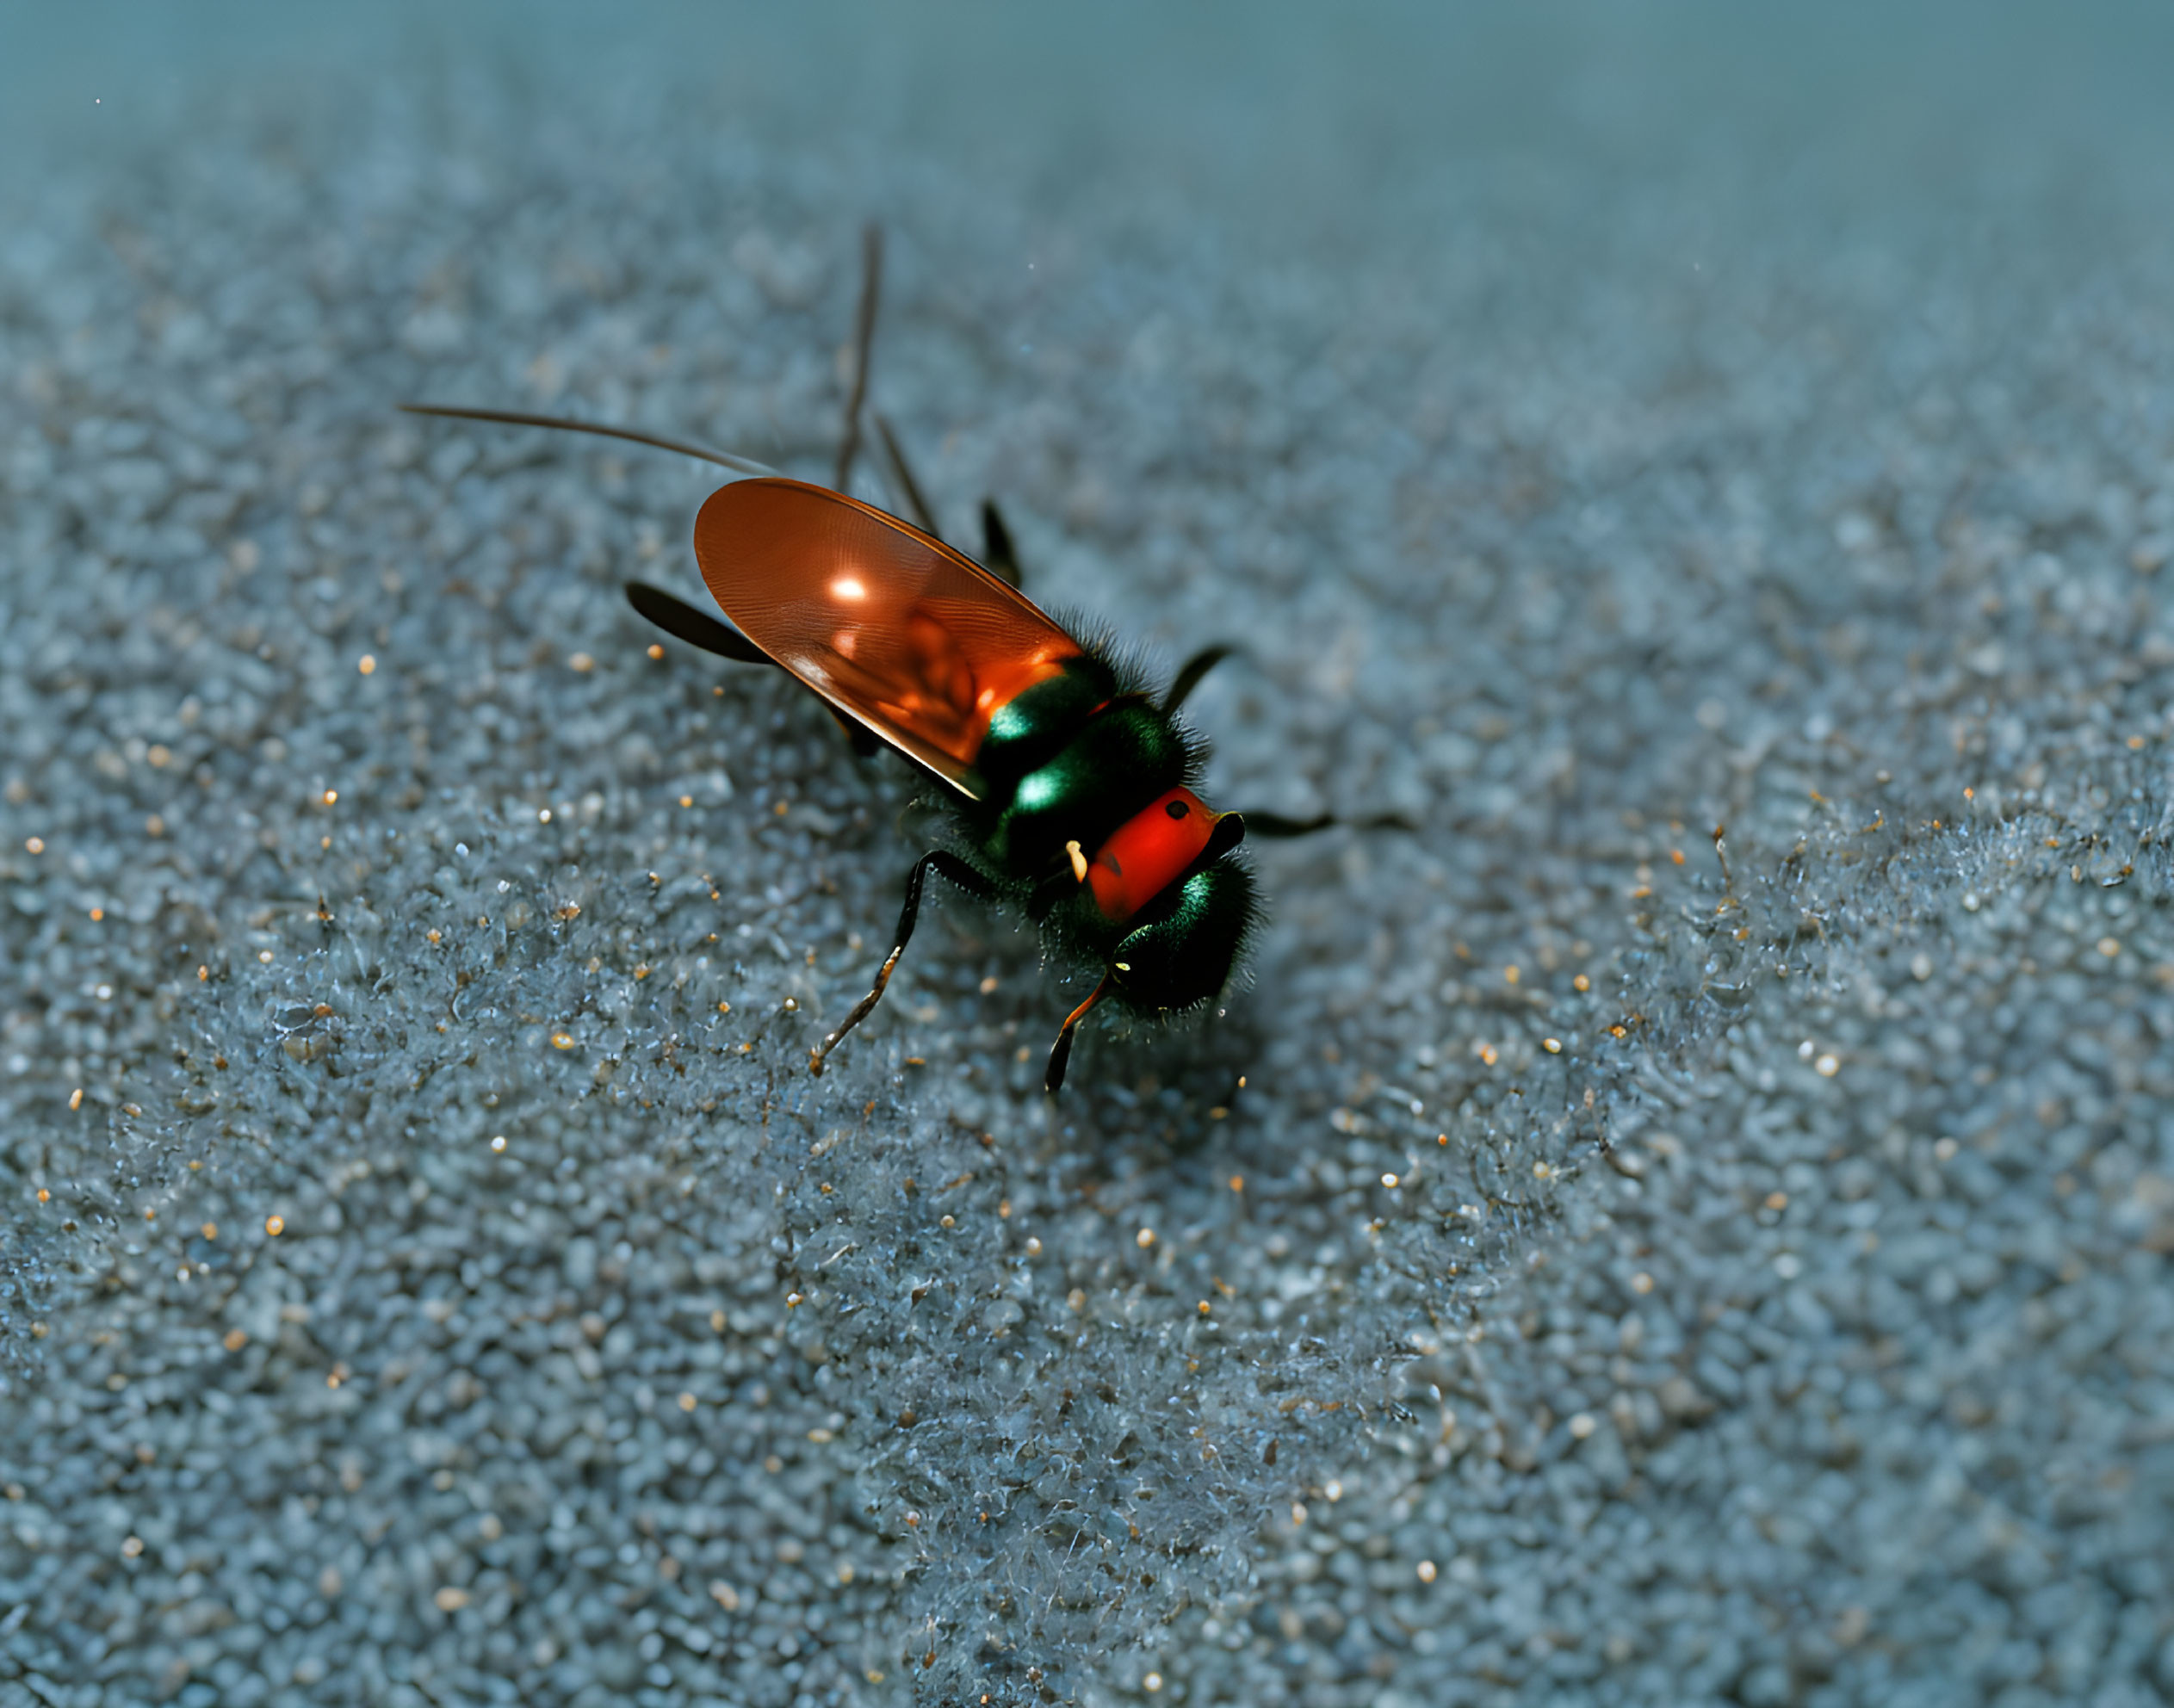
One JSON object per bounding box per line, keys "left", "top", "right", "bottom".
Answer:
{"left": 406, "top": 227, "right": 1397, "bottom": 1092}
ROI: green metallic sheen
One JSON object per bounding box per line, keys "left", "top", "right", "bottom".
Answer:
{"left": 976, "top": 654, "right": 1116, "bottom": 789}
{"left": 981, "top": 702, "right": 1186, "bottom": 872}
{"left": 1108, "top": 861, "right": 1257, "bottom": 1012}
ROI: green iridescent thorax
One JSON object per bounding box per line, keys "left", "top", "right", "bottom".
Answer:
{"left": 971, "top": 654, "right": 1117, "bottom": 793}
{"left": 982, "top": 702, "right": 1188, "bottom": 876}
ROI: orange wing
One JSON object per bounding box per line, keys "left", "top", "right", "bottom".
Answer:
{"left": 694, "top": 479, "right": 1083, "bottom": 796}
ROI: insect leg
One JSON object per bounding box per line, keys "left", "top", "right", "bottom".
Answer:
{"left": 626, "top": 582, "right": 877, "bottom": 756}
{"left": 979, "top": 499, "right": 1024, "bottom": 588}
{"left": 1044, "top": 970, "right": 1116, "bottom": 1094}
{"left": 873, "top": 414, "right": 944, "bottom": 541}
{"left": 625, "top": 581, "right": 773, "bottom": 665}
{"left": 1161, "top": 644, "right": 1236, "bottom": 715}
{"left": 833, "top": 223, "right": 884, "bottom": 492}
{"left": 1236, "top": 809, "right": 1416, "bottom": 838}
{"left": 809, "top": 851, "right": 996, "bottom": 1075}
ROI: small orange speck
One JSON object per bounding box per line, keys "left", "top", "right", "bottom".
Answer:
{"left": 1670, "top": 848, "right": 1686, "bottom": 865}
{"left": 1137, "top": 1227, "right": 1155, "bottom": 1248}
{"left": 258, "top": 950, "right": 274, "bottom": 963}
{"left": 1962, "top": 786, "right": 1974, "bottom": 799}
{"left": 69, "top": 1088, "right": 84, "bottom": 1111}
{"left": 1632, "top": 1272, "right": 1654, "bottom": 1294}
{"left": 1543, "top": 1037, "right": 1562, "bottom": 1054}
{"left": 426, "top": 929, "right": 441, "bottom": 944}
{"left": 24, "top": 837, "right": 44, "bottom": 854}
{"left": 679, "top": 795, "right": 694, "bottom": 808}
{"left": 678, "top": 1391, "right": 697, "bottom": 1412}
{"left": 569, "top": 653, "right": 596, "bottom": 673}
{"left": 146, "top": 815, "right": 165, "bottom": 838}
{"left": 2128, "top": 734, "right": 2146, "bottom": 750}
{"left": 433, "top": 1587, "right": 469, "bottom": 1612}
{"left": 647, "top": 644, "right": 665, "bottom": 661}
{"left": 1573, "top": 973, "right": 1590, "bottom": 991}
{"left": 264, "top": 1215, "right": 284, "bottom": 1236}
{"left": 89, "top": 907, "right": 104, "bottom": 922}
{"left": 1504, "top": 965, "right": 1520, "bottom": 984}
{"left": 201, "top": 1222, "right": 216, "bottom": 1240}
{"left": 143, "top": 1208, "right": 156, "bottom": 1222}
{"left": 1417, "top": 1559, "right": 1439, "bottom": 1583}
{"left": 1478, "top": 1044, "right": 1498, "bottom": 1067}
{"left": 550, "top": 1031, "right": 576, "bottom": 1050}
{"left": 1765, "top": 1191, "right": 1788, "bottom": 1210}
{"left": 357, "top": 654, "right": 376, "bottom": 675}
{"left": 322, "top": 789, "right": 338, "bottom": 806}
{"left": 225, "top": 1328, "right": 248, "bottom": 1351}
{"left": 716, "top": 1000, "right": 731, "bottom": 1014}
{"left": 489, "top": 1136, "right": 506, "bottom": 1153}
{"left": 1229, "top": 1174, "right": 1244, "bottom": 1193}
{"left": 1198, "top": 1299, "right": 1212, "bottom": 1315}
{"left": 35, "top": 1187, "right": 49, "bottom": 1204}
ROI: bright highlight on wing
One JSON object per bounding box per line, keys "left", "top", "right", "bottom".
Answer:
{"left": 694, "top": 480, "right": 1082, "bottom": 795}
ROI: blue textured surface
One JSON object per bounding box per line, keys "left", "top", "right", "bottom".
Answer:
{"left": 4, "top": 8, "right": 2174, "bottom": 1705}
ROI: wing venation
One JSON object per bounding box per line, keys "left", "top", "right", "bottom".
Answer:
{"left": 694, "top": 480, "right": 1082, "bottom": 795}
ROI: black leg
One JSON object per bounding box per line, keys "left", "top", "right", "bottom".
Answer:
{"left": 980, "top": 498, "right": 1024, "bottom": 588}
{"left": 1162, "top": 644, "right": 1236, "bottom": 715}
{"left": 625, "top": 581, "right": 773, "bottom": 665}
{"left": 874, "top": 413, "right": 943, "bottom": 541}
{"left": 1237, "top": 808, "right": 1415, "bottom": 839}
{"left": 628, "top": 581, "right": 876, "bottom": 756}
{"left": 1044, "top": 970, "right": 1114, "bottom": 1094}
{"left": 833, "top": 224, "right": 883, "bottom": 492}
{"left": 810, "top": 851, "right": 997, "bottom": 1074}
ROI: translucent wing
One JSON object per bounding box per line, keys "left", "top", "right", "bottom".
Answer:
{"left": 694, "top": 479, "right": 1083, "bottom": 796}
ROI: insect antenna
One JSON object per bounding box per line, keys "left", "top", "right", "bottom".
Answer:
{"left": 833, "top": 222, "right": 884, "bottom": 491}
{"left": 396, "top": 403, "right": 777, "bottom": 477}
{"left": 1044, "top": 971, "right": 1117, "bottom": 1094}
